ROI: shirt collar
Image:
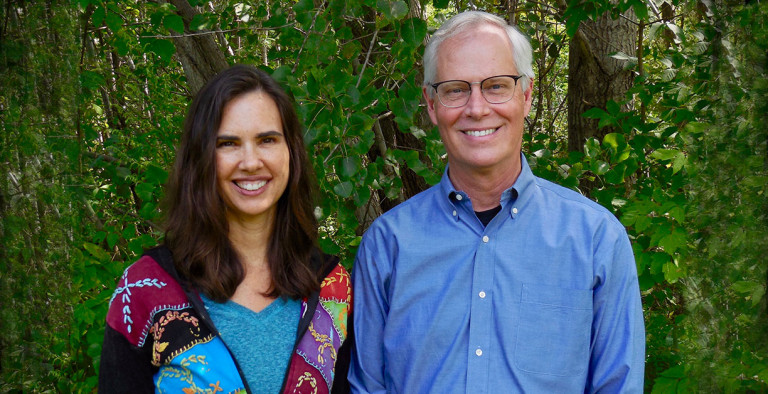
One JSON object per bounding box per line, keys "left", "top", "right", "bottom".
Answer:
{"left": 439, "top": 153, "right": 536, "bottom": 221}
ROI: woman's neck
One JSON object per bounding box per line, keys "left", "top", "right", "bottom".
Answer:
{"left": 226, "top": 214, "right": 278, "bottom": 312}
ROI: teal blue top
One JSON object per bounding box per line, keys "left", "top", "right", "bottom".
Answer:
{"left": 201, "top": 293, "right": 300, "bottom": 393}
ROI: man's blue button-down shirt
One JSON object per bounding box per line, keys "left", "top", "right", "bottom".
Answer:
{"left": 350, "top": 155, "right": 645, "bottom": 393}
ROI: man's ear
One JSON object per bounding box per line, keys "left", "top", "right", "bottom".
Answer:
{"left": 523, "top": 78, "right": 534, "bottom": 117}
{"left": 423, "top": 86, "right": 439, "bottom": 125}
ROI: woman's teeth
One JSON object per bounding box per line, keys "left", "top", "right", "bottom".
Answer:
{"left": 235, "top": 180, "right": 267, "bottom": 191}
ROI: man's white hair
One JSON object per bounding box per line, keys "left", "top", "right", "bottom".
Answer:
{"left": 423, "top": 11, "right": 535, "bottom": 95}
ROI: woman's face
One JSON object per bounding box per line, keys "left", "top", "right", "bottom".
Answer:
{"left": 215, "top": 90, "right": 290, "bottom": 225}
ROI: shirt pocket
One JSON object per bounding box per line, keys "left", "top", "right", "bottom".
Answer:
{"left": 514, "top": 283, "right": 592, "bottom": 377}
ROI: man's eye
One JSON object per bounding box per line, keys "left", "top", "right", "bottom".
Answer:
{"left": 442, "top": 85, "right": 467, "bottom": 95}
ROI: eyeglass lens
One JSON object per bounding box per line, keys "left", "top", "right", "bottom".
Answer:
{"left": 436, "top": 76, "right": 518, "bottom": 107}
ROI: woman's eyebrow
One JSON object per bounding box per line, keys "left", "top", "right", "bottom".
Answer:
{"left": 256, "top": 130, "right": 283, "bottom": 138}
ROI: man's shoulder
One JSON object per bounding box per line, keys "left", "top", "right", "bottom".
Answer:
{"left": 360, "top": 183, "right": 441, "bottom": 241}
{"left": 532, "top": 175, "right": 621, "bottom": 225}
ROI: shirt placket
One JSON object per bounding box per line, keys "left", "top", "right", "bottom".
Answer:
{"left": 465, "top": 207, "right": 495, "bottom": 394}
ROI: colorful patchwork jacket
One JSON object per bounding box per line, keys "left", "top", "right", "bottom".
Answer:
{"left": 99, "top": 246, "right": 352, "bottom": 394}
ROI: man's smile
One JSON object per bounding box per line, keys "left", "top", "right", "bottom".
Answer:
{"left": 462, "top": 127, "right": 498, "bottom": 137}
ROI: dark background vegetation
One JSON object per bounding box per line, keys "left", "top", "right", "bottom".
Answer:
{"left": 1, "top": 0, "right": 766, "bottom": 391}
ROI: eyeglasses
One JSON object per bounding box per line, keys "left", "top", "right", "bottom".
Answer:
{"left": 431, "top": 75, "right": 524, "bottom": 108}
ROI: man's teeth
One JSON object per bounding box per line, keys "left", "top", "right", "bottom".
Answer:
{"left": 236, "top": 180, "right": 267, "bottom": 191}
{"left": 464, "top": 129, "right": 495, "bottom": 137}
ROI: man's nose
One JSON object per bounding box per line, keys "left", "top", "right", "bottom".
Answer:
{"left": 464, "top": 84, "right": 491, "bottom": 117}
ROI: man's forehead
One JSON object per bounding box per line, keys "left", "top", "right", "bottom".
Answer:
{"left": 434, "top": 24, "right": 516, "bottom": 78}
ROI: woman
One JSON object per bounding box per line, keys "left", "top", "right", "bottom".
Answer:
{"left": 99, "top": 65, "right": 351, "bottom": 394}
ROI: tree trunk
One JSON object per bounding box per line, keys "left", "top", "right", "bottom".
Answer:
{"left": 567, "top": 11, "right": 637, "bottom": 153}
{"left": 347, "top": 10, "right": 429, "bottom": 217}
{"left": 165, "top": 0, "right": 229, "bottom": 95}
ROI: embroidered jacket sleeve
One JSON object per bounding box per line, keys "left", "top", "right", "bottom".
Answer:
{"left": 98, "top": 253, "right": 247, "bottom": 393}
{"left": 99, "top": 318, "right": 155, "bottom": 392}
{"left": 283, "top": 260, "right": 353, "bottom": 394}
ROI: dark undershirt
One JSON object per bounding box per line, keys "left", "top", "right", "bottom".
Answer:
{"left": 475, "top": 205, "right": 502, "bottom": 227}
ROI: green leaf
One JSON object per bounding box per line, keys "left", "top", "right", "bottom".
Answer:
{"left": 606, "top": 100, "right": 621, "bottom": 116}
{"left": 339, "top": 156, "right": 361, "bottom": 178}
{"left": 635, "top": 215, "right": 652, "bottom": 233}
{"left": 658, "top": 226, "right": 687, "bottom": 254}
{"left": 105, "top": 10, "right": 124, "bottom": 33}
{"left": 752, "top": 286, "right": 766, "bottom": 307}
{"left": 144, "top": 164, "right": 168, "bottom": 185}
{"left": 732, "top": 281, "right": 760, "bottom": 294}
{"left": 400, "top": 18, "right": 427, "bottom": 47}
{"left": 548, "top": 43, "right": 560, "bottom": 58}
{"left": 605, "top": 163, "right": 626, "bottom": 184}
{"left": 582, "top": 107, "right": 608, "bottom": 119}
{"left": 631, "top": 0, "right": 648, "bottom": 21}
{"left": 662, "top": 259, "right": 685, "bottom": 283}
{"left": 189, "top": 14, "right": 209, "bottom": 31}
{"left": 135, "top": 182, "right": 155, "bottom": 202}
{"left": 92, "top": 6, "right": 106, "bottom": 27}
{"left": 651, "top": 148, "right": 679, "bottom": 161}
{"left": 564, "top": 4, "right": 587, "bottom": 38}
{"left": 602, "top": 133, "right": 624, "bottom": 149}
{"left": 116, "top": 166, "right": 131, "bottom": 180}
{"left": 107, "top": 233, "right": 120, "bottom": 249}
{"left": 584, "top": 138, "right": 601, "bottom": 158}
{"left": 83, "top": 242, "right": 110, "bottom": 261}
{"left": 592, "top": 160, "right": 610, "bottom": 175}
{"left": 377, "top": 0, "right": 408, "bottom": 21}
{"left": 683, "top": 121, "right": 709, "bottom": 135}
{"left": 650, "top": 253, "right": 668, "bottom": 276}
{"left": 672, "top": 151, "right": 687, "bottom": 174}
{"left": 80, "top": 71, "right": 105, "bottom": 90}
{"left": 333, "top": 181, "right": 354, "bottom": 198}
{"left": 147, "top": 39, "right": 176, "bottom": 61}
{"left": 163, "top": 14, "right": 185, "bottom": 33}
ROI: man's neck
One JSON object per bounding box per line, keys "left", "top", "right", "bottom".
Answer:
{"left": 448, "top": 159, "right": 522, "bottom": 211}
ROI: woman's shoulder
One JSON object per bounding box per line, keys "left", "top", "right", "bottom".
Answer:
{"left": 105, "top": 246, "right": 192, "bottom": 347}
{"left": 319, "top": 263, "right": 350, "bottom": 298}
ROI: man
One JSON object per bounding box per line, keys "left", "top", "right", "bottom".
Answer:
{"left": 349, "top": 10, "right": 645, "bottom": 394}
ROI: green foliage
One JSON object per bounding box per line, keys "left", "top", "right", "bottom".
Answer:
{"left": 531, "top": 0, "right": 768, "bottom": 390}
{"left": 2, "top": 0, "right": 767, "bottom": 391}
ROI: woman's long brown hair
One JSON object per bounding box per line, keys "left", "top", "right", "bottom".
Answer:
{"left": 163, "top": 65, "right": 319, "bottom": 301}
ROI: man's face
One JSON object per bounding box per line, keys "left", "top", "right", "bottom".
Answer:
{"left": 424, "top": 24, "right": 533, "bottom": 179}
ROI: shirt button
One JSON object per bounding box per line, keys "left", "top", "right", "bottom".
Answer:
{"left": 456, "top": 194, "right": 463, "bottom": 201}
{"left": 512, "top": 207, "right": 518, "bottom": 214}
{"left": 452, "top": 210, "right": 457, "bottom": 217}
{"left": 475, "top": 348, "right": 483, "bottom": 356}
{"left": 479, "top": 291, "right": 486, "bottom": 298}
{"left": 482, "top": 235, "right": 489, "bottom": 243}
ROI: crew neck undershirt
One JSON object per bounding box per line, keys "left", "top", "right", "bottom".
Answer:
{"left": 475, "top": 205, "right": 502, "bottom": 227}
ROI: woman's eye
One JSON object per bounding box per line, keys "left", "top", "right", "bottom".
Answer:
{"left": 217, "top": 140, "right": 236, "bottom": 148}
